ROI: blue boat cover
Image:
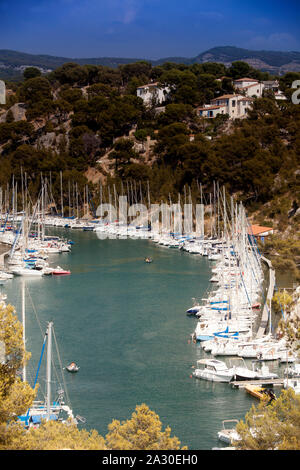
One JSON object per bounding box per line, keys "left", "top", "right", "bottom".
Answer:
{"left": 31, "top": 414, "right": 58, "bottom": 424}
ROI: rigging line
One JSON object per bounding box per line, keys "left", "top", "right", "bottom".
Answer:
{"left": 25, "top": 290, "right": 62, "bottom": 400}
{"left": 49, "top": 341, "right": 64, "bottom": 395}
{"left": 26, "top": 286, "right": 45, "bottom": 337}
{"left": 24, "top": 286, "right": 47, "bottom": 401}
{"left": 25, "top": 330, "right": 48, "bottom": 424}
{"left": 52, "top": 326, "right": 71, "bottom": 407}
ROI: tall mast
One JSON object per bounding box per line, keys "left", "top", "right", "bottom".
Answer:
{"left": 72, "top": 181, "right": 75, "bottom": 218}
{"left": 217, "top": 181, "right": 220, "bottom": 239}
{"left": 99, "top": 182, "right": 102, "bottom": 209}
{"left": 147, "top": 180, "right": 151, "bottom": 210}
{"left": 60, "top": 171, "right": 64, "bottom": 218}
{"left": 46, "top": 322, "right": 53, "bottom": 420}
{"left": 209, "top": 193, "right": 212, "bottom": 238}
{"left": 223, "top": 186, "right": 227, "bottom": 240}
{"left": 68, "top": 180, "right": 71, "bottom": 218}
{"left": 21, "top": 166, "right": 24, "bottom": 213}
{"left": 76, "top": 182, "right": 79, "bottom": 219}
{"left": 21, "top": 281, "right": 26, "bottom": 383}
{"left": 12, "top": 175, "right": 15, "bottom": 221}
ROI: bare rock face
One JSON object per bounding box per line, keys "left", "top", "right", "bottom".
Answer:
{"left": 35, "top": 131, "right": 68, "bottom": 150}
{"left": 36, "top": 131, "right": 56, "bottom": 149}
{"left": 0, "top": 103, "right": 27, "bottom": 123}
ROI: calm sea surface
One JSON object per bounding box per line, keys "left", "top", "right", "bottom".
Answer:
{"left": 3, "top": 229, "right": 282, "bottom": 450}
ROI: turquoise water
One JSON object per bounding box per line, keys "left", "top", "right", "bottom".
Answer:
{"left": 3, "top": 230, "right": 281, "bottom": 449}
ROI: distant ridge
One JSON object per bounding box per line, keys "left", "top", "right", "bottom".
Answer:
{"left": 194, "top": 46, "right": 300, "bottom": 74}
{"left": 1, "top": 46, "right": 300, "bottom": 80}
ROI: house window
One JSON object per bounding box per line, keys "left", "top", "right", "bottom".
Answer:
{"left": 232, "top": 100, "right": 236, "bottom": 107}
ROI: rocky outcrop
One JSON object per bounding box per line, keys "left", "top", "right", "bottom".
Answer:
{"left": 0, "top": 103, "right": 27, "bottom": 123}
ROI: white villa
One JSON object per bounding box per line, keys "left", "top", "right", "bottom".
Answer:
{"left": 197, "top": 94, "right": 253, "bottom": 119}
{"left": 233, "top": 77, "right": 264, "bottom": 98}
{"left": 196, "top": 76, "right": 284, "bottom": 119}
{"left": 262, "top": 80, "right": 286, "bottom": 100}
{"left": 136, "top": 82, "right": 170, "bottom": 107}
{"left": 197, "top": 104, "right": 228, "bottom": 119}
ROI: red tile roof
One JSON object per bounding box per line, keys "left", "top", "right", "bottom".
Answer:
{"left": 248, "top": 225, "right": 274, "bottom": 236}
{"left": 137, "top": 82, "right": 159, "bottom": 89}
{"left": 234, "top": 78, "right": 259, "bottom": 82}
{"left": 211, "top": 94, "right": 236, "bottom": 101}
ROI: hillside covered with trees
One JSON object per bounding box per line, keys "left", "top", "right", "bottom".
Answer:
{"left": 0, "top": 59, "right": 299, "bottom": 279}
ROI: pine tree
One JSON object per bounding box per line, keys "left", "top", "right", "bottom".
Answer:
{"left": 105, "top": 403, "right": 186, "bottom": 450}
{"left": 234, "top": 389, "right": 300, "bottom": 450}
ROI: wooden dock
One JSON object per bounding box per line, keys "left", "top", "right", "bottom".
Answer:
{"left": 231, "top": 378, "right": 284, "bottom": 389}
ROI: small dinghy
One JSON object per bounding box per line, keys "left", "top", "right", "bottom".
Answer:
{"left": 66, "top": 362, "right": 79, "bottom": 373}
{"left": 217, "top": 420, "right": 240, "bottom": 444}
{"left": 52, "top": 266, "right": 71, "bottom": 275}
{"left": 144, "top": 257, "right": 153, "bottom": 263}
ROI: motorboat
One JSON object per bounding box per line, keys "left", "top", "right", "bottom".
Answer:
{"left": 228, "top": 358, "right": 259, "bottom": 381}
{"left": 193, "top": 359, "right": 234, "bottom": 383}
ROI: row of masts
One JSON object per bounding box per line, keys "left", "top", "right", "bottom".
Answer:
{"left": 0, "top": 173, "right": 249, "bottom": 240}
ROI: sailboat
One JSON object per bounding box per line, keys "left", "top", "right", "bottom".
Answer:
{"left": 17, "top": 283, "right": 77, "bottom": 428}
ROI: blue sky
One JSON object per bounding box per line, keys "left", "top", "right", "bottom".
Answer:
{"left": 0, "top": 0, "right": 299, "bottom": 58}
